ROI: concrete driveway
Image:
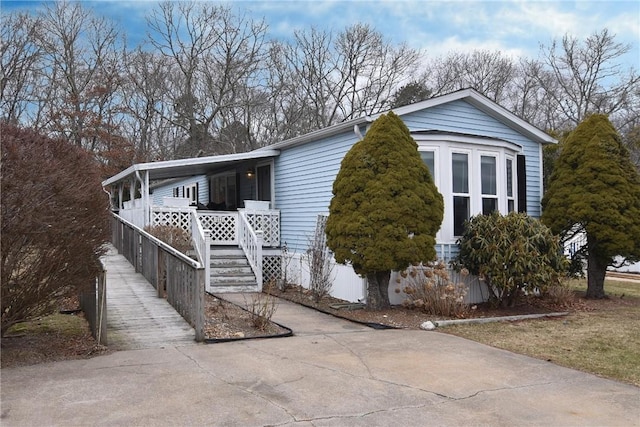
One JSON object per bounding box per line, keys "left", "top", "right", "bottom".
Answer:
{"left": 2, "top": 326, "right": 638, "bottom": 426}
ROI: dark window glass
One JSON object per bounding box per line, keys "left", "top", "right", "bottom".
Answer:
{"left": 482, "top": 197, "right": 498, "bottom": 215}
{"left": 453, "top": 196, "right": 470, "bottom": 236}
{"left": 452, "top": 153, "right": 468, "bottom": 193}
{"left": 420, "top": 151, "right": 435, "bottom": 179}
{"left": 481, "top": 156, "right": 496, "bottom": 195}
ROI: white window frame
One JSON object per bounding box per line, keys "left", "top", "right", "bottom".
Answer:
{"left": 451, "top": 150, "right": 472, "bottom": 238}
{"left": 478, "top": 151, "right": 499, "bottom": 216}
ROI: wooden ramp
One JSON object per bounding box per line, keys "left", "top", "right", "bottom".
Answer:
{"left": 103, "top": 246, "right": 198, "bottom": 350}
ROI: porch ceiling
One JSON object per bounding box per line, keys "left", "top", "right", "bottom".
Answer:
{"left": 102, "top": 149, "right": 279, "bottom": 186}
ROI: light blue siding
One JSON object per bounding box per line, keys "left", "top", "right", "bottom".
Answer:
{"left": 401, "top": 100, "right": 543, "bottom": 216}
{"left": 275, "top": 131, "right": 358, "bottom": 252}
{"left": 275, "top": 99, "right": 545, "bottom": 254}
{"left": 151, "top": 175, "right": 208, "bottom": 206}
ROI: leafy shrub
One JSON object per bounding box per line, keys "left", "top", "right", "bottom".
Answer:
{"left": 457, "top": 212, "right": 567, "bottom": 307}
{"left": 399, "top": 262, "right": 469, "bottom": 318}
{"left": 1, "top": 124, "right": 110, "bottom": 336}
{"left": 144, "top": 225, "right": 192, "bottom": 253}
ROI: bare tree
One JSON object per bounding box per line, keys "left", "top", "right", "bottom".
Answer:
{"left": 121, "top": 48, "right": 174, "bottom": 160}
{"left": 537, "top": 29, "right": 640, "bottom": 132}
{"left": 0, "top": 12, "right": 45, "bottom": 125}
{"left": 424, "top": 50, "right": 516, "bottom": 103}
{"left": 146, "top": 1, "right": 268, "bottom": 157}
{"left": 266, "top": 24, "right": 420, "bottom": 138}
{"left": 37, "top": 0, "right": 125, "bottom": 153}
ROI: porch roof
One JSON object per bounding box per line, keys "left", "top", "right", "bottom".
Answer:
{"left": 102, "top": 149, "right": 280, "bottom": 187}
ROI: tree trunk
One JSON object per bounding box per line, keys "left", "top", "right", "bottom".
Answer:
{"left": 365, "top": 271, "right": 391, "bottom": 310}
{"left": 586, "top": 250, "right": 607, "bottom": 299}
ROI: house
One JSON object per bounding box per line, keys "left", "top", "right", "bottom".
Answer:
{"left": 103, "top": 88, "right": 556, "bottom": 303}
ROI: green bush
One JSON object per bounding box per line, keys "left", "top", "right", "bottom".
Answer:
{"left": 456, "top": 212, "right": 567, "bottom": 307}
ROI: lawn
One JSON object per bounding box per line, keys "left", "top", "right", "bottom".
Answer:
{"left": 442, "top": 279, "right": 640, "bottom": 386}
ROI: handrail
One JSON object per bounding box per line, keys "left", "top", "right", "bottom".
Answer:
{"left": 190, "top": 210, "right": 206, "bottom": 264}
{"left": 190, "top": 210, "right": 211, "bottom": 293}
{"left": 111, "top": 213, "right": 205, "bottom": 341}
{"left": 115, "top": 212, "right": 201, "bottom": 268}
{"left": 238, "top": 210, "right": 263, "bottom": 291}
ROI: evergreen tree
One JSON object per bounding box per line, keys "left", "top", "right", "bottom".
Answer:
{"left": 542, "top": 114, "right": 640, "bottom": 298}
{"left": 326, "top": 112, "right": 444, "bottom": 309}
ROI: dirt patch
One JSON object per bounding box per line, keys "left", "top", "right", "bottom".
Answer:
{"left": 203, "top": 293, "right": 290, "bottom": 340}
{"left": 1, "top": 311, "right": 111, "bottom": 369}
{"left": 266, "top": 284, "right": 569, "bottom": 329}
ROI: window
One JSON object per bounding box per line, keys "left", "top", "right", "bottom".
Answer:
{"left": 210, "top": 172, "right": 237, "bottom": 210}
{"left": 420, "top": 151, "right": 435, "bottom": 180}
{"left": 452, "top": 153, "right": 470, "bottom": 236}
{"left": 185, "top": 183, "right": 198, "bottom": 204}
{"left": 506, "top": 157, "right": 515, "bottom": 212}
{"left": 481, "top": 155, "right": 497, "bottom": 215}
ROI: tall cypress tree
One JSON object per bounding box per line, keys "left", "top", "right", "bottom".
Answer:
{"left": 542, "top": 114, "right": 640, "bottom": 298}
{"left": 326, "top": 112, "right": 444, "bottom": 309}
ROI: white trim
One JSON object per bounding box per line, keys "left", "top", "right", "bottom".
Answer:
{"left": 102, "top": 149, "right": 280, "bottom": 186}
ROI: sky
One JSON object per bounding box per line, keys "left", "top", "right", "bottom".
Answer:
{"left": 2, "top": 0, "right": 639, "bottom": 68}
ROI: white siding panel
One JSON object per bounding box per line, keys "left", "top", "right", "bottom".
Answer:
{"left": 288, "top": 254, "right": 366, "bottom": 303}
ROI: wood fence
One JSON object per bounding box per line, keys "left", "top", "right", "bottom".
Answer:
{"left": 111, "top": 213, "right": 205, "bottom": 341}
{"left": 79, "top": 260, "right": 107, "bottom": 345}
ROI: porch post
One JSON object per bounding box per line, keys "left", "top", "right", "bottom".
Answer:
{"left": 143, "top": 170, "right": 150, "bottom": 228}
{"left": 118, "top": 184, "right": 124, "bottom": 210}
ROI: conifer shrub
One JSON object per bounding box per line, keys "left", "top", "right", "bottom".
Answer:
{"left": 456, "top": 212, "right": 567, "bottom": 307}
{"left": 326, "top": 112, "right": 443, "bottom": 309}
{"left": 542, "top": 114, "right": 640, "bottom": 298}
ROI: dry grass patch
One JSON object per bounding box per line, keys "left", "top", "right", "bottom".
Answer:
{"left": 442, "top": 279, "right": 640, "bottom": 386}
{"left": 1, "top": 313, "right": 110, "bottom": 368}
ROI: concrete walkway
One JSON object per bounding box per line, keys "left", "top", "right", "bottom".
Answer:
{"left": 1, "top": 252, "right": 639, "bottom": 426}
{"left": 104, "top": 246, "right": 196, "bottom": 350}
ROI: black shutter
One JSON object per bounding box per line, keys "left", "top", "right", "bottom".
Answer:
{"left": 517, "top": 155, "right": 527, "bottom": 213}
{"left": 195, "top": 182, "right": 199, "bottom": 203}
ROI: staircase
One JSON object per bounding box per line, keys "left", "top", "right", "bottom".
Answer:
{"left": 208, "top": 247, "right": 258, "bottom": 293}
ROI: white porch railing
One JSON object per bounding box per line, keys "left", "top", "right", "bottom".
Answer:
{"left": 120, "top": 199, "right": 146, "bottom": 229}
{"left": 152, "top": 206, "right": 193, "bottom": 231}
{"left": 238, "top": 210, "right": 263, "bottom": 291}
{"left": 148, "top": 206, "right": 280, "bottom": 292}
{"left": 190, "top": 210, "right": 211, "bottom": 292}
{"left": 197, "top": 211, "right": 238, "bottom": 245}
{"left": 243, "top": 209, "right": 280, "bottom": 247}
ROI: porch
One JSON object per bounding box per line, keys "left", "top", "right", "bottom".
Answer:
{"left": 116, "top": 202, "right": 282, "bottom": 294}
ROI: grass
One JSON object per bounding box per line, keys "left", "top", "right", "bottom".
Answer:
{"left": 6, "top": 312, "right": 88, "bottom": 337}
{"left": 442, "top": 279, "right": 640, "bottom": 386}
{"left": 2, "top": 312, "right": 106, "bottom": 368}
